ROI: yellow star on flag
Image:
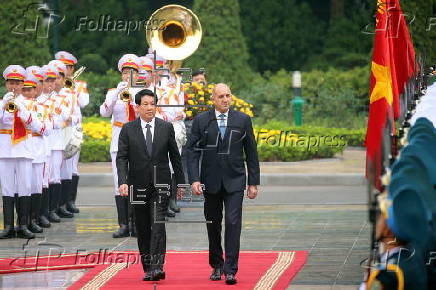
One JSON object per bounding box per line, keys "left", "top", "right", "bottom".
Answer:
{"left": 370, "top": 61, "right": 393, "bottom": 105}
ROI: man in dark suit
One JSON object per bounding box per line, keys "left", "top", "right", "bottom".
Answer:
{"left": 186, "top": 83, "right": 260, "bottom": 285}
{"left": 116, "top": 89, "right": 185, "bottom": 281}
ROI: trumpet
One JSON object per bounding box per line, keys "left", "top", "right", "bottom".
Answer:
{"left": 118, "top": 81, "right": 131, "bottom": 103}
{"left": 4, "top": 93, "right": 17, "bottom": 113}
{"left": 64, "top": 66, "right": 86, "bottom": 89}
{"left": 119, "top": 89, "right": 131, "bottom": 103}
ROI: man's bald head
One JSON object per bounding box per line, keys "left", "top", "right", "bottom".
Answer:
{"left": 211, "top": 83, "right": 232, "bottom": 113}
{"left": 212, "top": 83, "right": 231, "bottom": 96}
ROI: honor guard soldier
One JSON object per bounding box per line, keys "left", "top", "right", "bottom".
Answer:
{"left": 365, "top": 117, "right": 436, "bottom": 290}
{"left": 0, "top": 65, "right": 44, "bottom": 239}
{"left": 100, "top": 54, "right": 142, "bottom": 238}
{"left": 147, "top": 54, "right": 186, "bottom": 217}
{"left": 49, "top": 59, "right": 80, "bottom": 220}
{"left": 37, "top": 65, "right": 57, "bottom": 227}
{"left": 22, "top": 70, "right": 53, "bottom": 233}
{"left": 55, "top": 51, "right": 89, "bottom": 213}
{"left": 137, "top": 56, "right": 153, "bottom": 88}
{"left": 44, "top": 63, "right": 71, "bottom": 223}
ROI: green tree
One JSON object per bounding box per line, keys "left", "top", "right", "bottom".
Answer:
{"left": 185, "top": 0, "right": 255, "bottom": 92}
{"left": 240, "top": 0, "right": 325, "bottom": 72}
{"left": 400, "top": 0, "right": 436, "bottom": 65}
{"left": 53, "top": 0, "right": 153, "bottom": 72}
{"left": 0, "top": 1, "right": 51, "bottom": 71}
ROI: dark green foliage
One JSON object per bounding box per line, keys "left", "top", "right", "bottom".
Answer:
{"left": 54, "top": 0, "right": 152, "bottom": 72}
{"left": 240, "top": 0, "right": 325, "bottom": 72}
{"left": 184, "top": 0, "right": 255, "bottom": 92}
{"left": 0, "top": 1, "right": 51, "bottom": 71}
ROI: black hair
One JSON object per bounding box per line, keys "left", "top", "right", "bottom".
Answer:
{"left": 192, "top": 70, "right": 206, "bottom": 78}
{"left": 135, "top": 89, "right": 155, "bottom": 105}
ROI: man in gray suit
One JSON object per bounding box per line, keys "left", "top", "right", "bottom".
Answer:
{"left": 186, "top": 83, "right": 260, "bottom": 285}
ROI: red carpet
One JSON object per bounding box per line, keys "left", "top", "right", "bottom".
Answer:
{"left": 0, "top": 252, "right": 99, "bottom": 274}
{"left": 68, "top": 250, "right": 307, "bottom": 290}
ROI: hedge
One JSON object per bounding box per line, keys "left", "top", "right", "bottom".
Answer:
{"left": 79, "top": 120, "right": 357, "bottom": 162}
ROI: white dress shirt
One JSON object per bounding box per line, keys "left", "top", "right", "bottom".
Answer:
{"left": 215, "top": 109, "right": 229, "bottom": 127}
{"left": 140, "top": 116, "right": 155, "bottom": 143}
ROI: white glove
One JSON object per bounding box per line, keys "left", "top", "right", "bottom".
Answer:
{"left": 3, "top": 92, "right": 15, "bottom": 102}
{"left": 116, "top": 81, "right": 128, "bottom": 93}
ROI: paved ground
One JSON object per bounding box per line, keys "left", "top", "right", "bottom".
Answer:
{"left": 0, "top": 149, "right": 370, "bottom": 289}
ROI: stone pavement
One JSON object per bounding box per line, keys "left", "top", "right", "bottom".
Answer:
{"left": 0, "top": 148, "right": 370, "bottom": 289}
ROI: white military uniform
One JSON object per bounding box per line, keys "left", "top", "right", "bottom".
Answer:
{"left": 55, "top": 51, "right": 89, "bottom": 176}
{"left": 44, "top": 62, "right": 71, "bottom": 186}
{"left": 0, "top": 66, "right": 45, "bottom": 197}
{"left": 100, "top": 54, "right": 141, "bottom": 195}
{"left": 23, "top": 73, "right": 53, "bottom": 195}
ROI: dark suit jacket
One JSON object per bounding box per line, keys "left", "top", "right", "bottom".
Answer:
{"left": 186, "top": 108, "right": 260, "bottom": 194}
{"left": 116, "top": 117, "right": 184, "bottom": 203}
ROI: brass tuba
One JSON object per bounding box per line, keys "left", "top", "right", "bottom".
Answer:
{"left": 145, "top": 5, "right": 202, "bottom": 72}
{"left": 64, "top": 66, "right": 86, "bottom": 89}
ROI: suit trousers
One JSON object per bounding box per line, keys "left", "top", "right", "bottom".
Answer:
{"left": 204, "top": 184, "right": 244, "bottom": 275}
{"left": 133, "top": 189, "right": 168, "bottom": 273}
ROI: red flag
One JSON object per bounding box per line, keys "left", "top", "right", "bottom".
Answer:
{"left": 12, "top": 111, "right": 28, "bottom": 144}
{"left": 365, "top": 0, "right": 415, "bottom": 190}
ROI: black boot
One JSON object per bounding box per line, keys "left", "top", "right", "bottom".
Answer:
{"left": 29, "top": 194, "right": 43, "bottom": 233}
{"left": 57, "top": 180, "right": 73, "bottom": 218}
{"left": 112, "top": 196, "right": 129, "bottom": 238}
{"left": 0, "top": 196, "right": 16, "bottom": 239}
{"left": 16, "top": 196, "right": 35, "bottom": 239}
{"left": 67, "top": 175, "right": 80, "bottom": 213}
{"left": 48, "top": 184, "right": 61, "bottom": 223}
{"left": 39, "top": 187, "right": 51, "bottom": 228}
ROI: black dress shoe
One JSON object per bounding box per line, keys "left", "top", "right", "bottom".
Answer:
{"left": 170, "top": 206, "right": 180, "bottom": 213}
{"left": 166, "top": 208, "right": 175, "bottom": 218}
{"left": 210, "top": 268, "right": 223, "bottom": 281}
{"left": 225, "top": 274, "right": 237, "bottom": 285}
{"left": 151, "top": 269, "right": 166, "bottom": 281}
{"left": 112, "top": 225, "right": 129, "bottom": 238}
{"left": 143, "top": 271, "right": 152, "bottom": 281}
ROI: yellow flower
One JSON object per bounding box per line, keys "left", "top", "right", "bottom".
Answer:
{"left": 186, "top": 111, "right": 192, "bottom": 117}
{"left": 198, "top": 90, "right": 204, "bottom": 96}
{"left": 187, "top": 100, "right": 195, "bottom": 105}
